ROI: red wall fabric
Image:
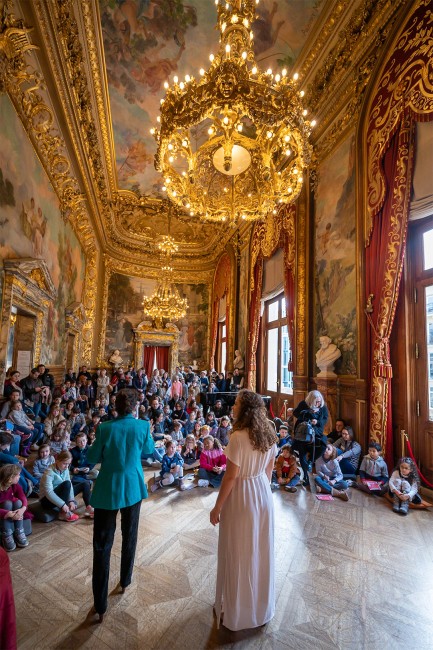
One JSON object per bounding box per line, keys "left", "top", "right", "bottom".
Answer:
{"left": 143, "top": 345, "right": 155, "bottom": 379}
{"left": 156, "top": 346, "right": 169, "bottom": 372}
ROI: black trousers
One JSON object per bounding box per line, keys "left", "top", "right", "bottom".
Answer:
{"left": 40, "top": 480, "right": 72, "bottom": 510}
{"left": 92, "top": 501, "right": 141, "bottom": 614}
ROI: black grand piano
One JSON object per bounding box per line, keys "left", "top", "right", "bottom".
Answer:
{"left": 200, "top": 391, "right": 271, "bottom": 416}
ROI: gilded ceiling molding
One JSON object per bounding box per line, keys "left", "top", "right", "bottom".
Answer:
{"left": 305, "top": 0, "right": 403, "bottom": 112}
{"left": 0, "top": 0, "right": 99, "bottom": 365}
{"left": 365, "top": 0, "right": 433, "bottom": 241}
{"left": 302, "top": 0, "right": 405, "bottom": 165}
{"left": 249, "top": 205, "right": 296, "bottom": 293}
{"left": 51, "top": 0, "right": 109, "bottom": 209}
{"left": 0, "top": 1, "right": 78, "bottom": 213}
{"left": 80, "top": 0, "right": 236, "bottom": 267}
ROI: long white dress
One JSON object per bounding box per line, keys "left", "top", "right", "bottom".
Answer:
{"left": 215, "top": 428, "right": 277, "bottom": 631}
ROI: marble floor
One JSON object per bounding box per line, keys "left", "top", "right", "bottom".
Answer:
{"left": 8, "top": 471, "right": 433, "bottom": 650}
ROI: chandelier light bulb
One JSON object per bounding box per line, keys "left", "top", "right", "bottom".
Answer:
{"left": 179, "top": 81, "right": 185, "bottom": 90}
{"left": 282, "top": 68, "right": 287, "bottom": 76}
{"left": 300, "top": 90, "right": 305, "bottom": 97}
{"left": 231, "top": 14, "right": 238, "bottom": 23}
{"left": 266, "top": 68, "right": 272, "bottom": 75}
{"left": 168, "top": 143, "right": 173, "bottom": 150}
{"left": 242, "top": 51, "right": 247, "bottom": 60}
{"left": 293, "top": 72, "right": 299, "bottom": 81}
{"left": 223, "top": 116, "right": 229, "bottom": 125}
{"left": 173, "top": 75, "right": 178, "bottom": 83}
{"left": 156, "top": 116, "right": 160, "bottom": 122}
{"left": 209, "top": 53, "right": 215, "bottom": 62}
{"left": 150, "top": 128, "right": 155, "bottom": 134}
{"left": 169, "top": 155, "right": 174, "bottom": 163}
{"left": 311, "top": 119, "right": 317, "bottom": 127}
{"left": 303, "top": 109, "right": 308, "bottom": 116}
{"left": 208, "top": 126, "right": 215, "bottom": 135}
{"left": 243, "top": 18, "right": 249, "bottom": 27}
{"left": 185, "top": 74, "right": 191, "bottom": 82}
{"left": 199, "top": 68, "right": 205, "bottom": 75}
{"left": 164, "top": 81, "right": 169, "bottom": 89}
{"left": 252, "top": 66, "right": 257, "bottom": 74}
{"left": 182, "top": 139, "right": 188, "bottom": 147}
{"left": 275, "top": 74, "right": 280, "bottom": 82}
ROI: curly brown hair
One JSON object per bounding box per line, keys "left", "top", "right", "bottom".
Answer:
{"left": 232, "top": 390, "right": 277, "bottom": 453}
{"left": 0, "top": 464, "right": 21, "bottom": 491}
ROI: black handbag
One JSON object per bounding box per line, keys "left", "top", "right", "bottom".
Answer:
{"left": 294, "top": 421, "right": 315, "bottom": 443}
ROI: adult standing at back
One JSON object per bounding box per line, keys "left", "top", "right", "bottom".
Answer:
{"left": 292, "top": 389, "right": 328, "bottom": 485}
{"left": 87, "top": 388, "right": 154, "bottom": 622}
{"left": 210, "top": 389, "right": 277, "bottom": 631}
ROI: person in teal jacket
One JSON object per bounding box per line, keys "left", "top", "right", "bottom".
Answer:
{"left": 87, "top": 388, "right": 154, "bottom": 621}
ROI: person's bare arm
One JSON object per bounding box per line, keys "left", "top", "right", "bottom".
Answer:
{"left": 265, "top": 456, "right": 274, "bottom": 482}
{"left": 210, "top": 459, "right": 239, "bottom": 526}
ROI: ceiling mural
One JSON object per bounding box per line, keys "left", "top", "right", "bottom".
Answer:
{"left": 99, "top": 0, "right": 325, "bottom": 198}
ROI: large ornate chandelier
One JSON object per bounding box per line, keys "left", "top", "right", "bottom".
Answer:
{"left": 152, "top": 0, "right": 314, "bottom": 224}
{"left": 142, "top": 232, "right": 188, "bottom": 324}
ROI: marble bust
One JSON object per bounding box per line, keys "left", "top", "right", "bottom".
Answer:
{"left": 233, "top": 349, "right": 244, "bottom": 371}
{"left": 109, "top": 349, "right": 123, "bottom": 369}
{"left": 315, "top": 336, "right": 341, "bottom": 378}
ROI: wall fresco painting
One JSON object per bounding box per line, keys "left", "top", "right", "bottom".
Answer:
{"left": 99, "top": 0, "right": 324, "bottom": 196}
{"left": 0, "top": 95, "right": 85, "bottom": 366}
{"left": 105, "top": 273, "right": 209, "bottom": 368}
{"left": 314, "top": 133, "right": 357, "bottom": 375}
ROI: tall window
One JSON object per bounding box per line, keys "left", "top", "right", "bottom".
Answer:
{"left": 217, "top": 320, "right": 226, "bottom": 374}
{"left": 263, "top": 293, "right": 292, "bottom": 395}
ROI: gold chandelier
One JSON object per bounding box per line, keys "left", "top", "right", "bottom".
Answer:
{"left": 142, "top": 215, "right": 188, "bottom": 324}
{"left": 152, "top": 0, "right": 314, "bottom": 224}
{"left": 142, "top": 265, "right": 188, "bottom": 324}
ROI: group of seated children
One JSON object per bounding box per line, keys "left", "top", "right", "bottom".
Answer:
{"left": 272, "top": 418, "right": 421, "bottom": 515}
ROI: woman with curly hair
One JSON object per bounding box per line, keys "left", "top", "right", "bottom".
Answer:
{"left": 210, "top": 389, "right": 278, "bottom": 631}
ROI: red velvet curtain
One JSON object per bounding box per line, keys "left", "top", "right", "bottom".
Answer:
{"left": 283, "top": 266, "right": 295, "bottom": 371}
{"left": 366, "top": 117, "right": 416, "bottom": 467}
{"left": 156, "top": 346, "right": 169, "bottom": 372}
{"left": 246, "top": 259, "right": 264, "bottom": 390}
{"left": 143, "top": 345, "right": 155, "bottom": 380}
{"left": 209, "top": 298, "right": 220, "bottom": 370}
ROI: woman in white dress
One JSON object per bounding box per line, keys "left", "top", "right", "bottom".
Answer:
{"left": 210, "top": 389, "right": 277, "bottom": 631}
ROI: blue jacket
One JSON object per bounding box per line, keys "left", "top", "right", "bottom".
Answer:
{"left": 161, "top": 451, "right": 184, "bottom": 477}
{"left": 87, "top": 414, "right": 154, "bottom": 509}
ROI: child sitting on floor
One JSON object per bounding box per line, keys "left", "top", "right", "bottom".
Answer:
{"left": 170, "top": 420, "right": 184, "bottom": 445}
{"left": 70, "top": 432, "right": 99, "bottom": 481}
{"left": 151, "top": 440, "right": 184, "bottom": 492}
{"left": 0, "top": 464, "right": 31, "bottom": 551}
{"left": 314, "top": 444, "right": 350, "bottom": 501}
{"left": 214, "top": 415, "right": 231, "bottom": 447}
{"left": 197, "top": 436, "right": 226, "bottom": 488}
{"left": 181, "top": 434, "right": 200, "bottom": 469}
{"left": 354, "top": 442, "right": 389, "bottom": 495}
{"left": 50, "top": 422, "right": 69, "bottom": 456}
{"left": 38, "top": 451, "right": 79, "bottom": 522}
{"left": 272, "top": 444, "right": 301, "bottom": 492}
{"left": 389, "top": 457, "right": 421, "bottom": 515}
{"left": 32, "top": 444, "right": 55, "bottom": 481}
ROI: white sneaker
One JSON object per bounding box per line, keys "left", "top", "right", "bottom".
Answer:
{"left": 198, "top": 479, "right": 209, "bottom": 488}
{"left": 150, "top": 480, "right": 161, "bottom": 493}
{"left": 85, "top": 505, "right": 95, "bottom": 519}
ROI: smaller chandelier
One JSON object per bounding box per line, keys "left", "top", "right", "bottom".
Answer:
{"left": 157, "top": 235, "right": 179, "bottom": 255}
{"left": 143, "top": 229, "right": 188, "bottom": 323}
{"left": 152, "top": 0, "right": 315, "bottom": 224}
{"left": 142, "top": 275, "right": 188, "bottom": 322}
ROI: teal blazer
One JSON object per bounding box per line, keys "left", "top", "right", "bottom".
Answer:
{"left": 87, "top": 414, "right": 154, "bottom": 510}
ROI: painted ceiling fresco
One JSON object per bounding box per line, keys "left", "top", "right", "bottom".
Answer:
{"left": 99, "top": 0, "right": 324, "bottom": 200}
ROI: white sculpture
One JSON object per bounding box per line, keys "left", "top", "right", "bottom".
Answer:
{"left": 315, "top": 336, "right": 341, "bottom": 378}
{"left": 109, "top": 349, "right": 124, "bottom": 369}
{"left": 233, "top": 349, "right": 245, "bottom": 371}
